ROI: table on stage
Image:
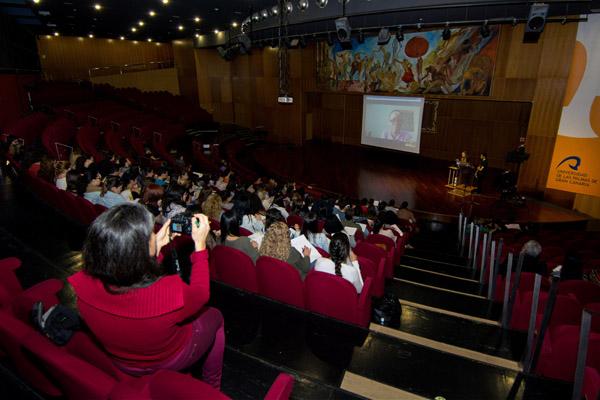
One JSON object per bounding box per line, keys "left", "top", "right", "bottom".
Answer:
{"left": 446, "top": 163, "right": 476, "bottom": 197}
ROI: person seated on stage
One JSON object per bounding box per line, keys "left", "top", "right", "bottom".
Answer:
{"left": 259, "top": 221, "right": 311, "bottom": 279}
{"left": 66, "top": 205, "right": 224, "bottom": 389}
{"left": 458, "top": 150, "right": 469, "bottom": 165}
{"left": 219, "top": 209, "right": 259, "bottom": 263}
{"left": 474, "top": 152, "right": 488, "bottom": 193}
{"left": 302, "top": 212, "right": 330, "bottom": 253}
{"left": 314, "top": 233, "right": 363, "bottom": 293}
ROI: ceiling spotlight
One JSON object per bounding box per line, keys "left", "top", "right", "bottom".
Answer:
{"left": 396, "top": 26, "right": 404, "bottom": 42}
{"left": 252, "top": 13, "right": 260, "bottom": 22}
{"left": 377, "top": 27, "right": 390, "bottom": 45}
{"left": 33, "top": 0, "right": 41, "bottom": 4}
{"left": 214, "top": 29, "right": 219, "bottom": 34}
{"left": 53, "top": 31, "right": 59, "bottom": 36}
{"left": 178, "top": 25, "right": 184, "bottom": 31}
{"left": 260, "top": 9, "right": 269, "bottom": 19}
{"left": 120, "top": 36, "right": 125, "bottom": 40}
{"left": 88, "top": 33, "right": 94, "bottom": 38}
{"left": 194, "top": 33, "right": 200, "bottom": 38}
{"left": 131, "top": 27, "right": 137, "bottom": 32}
{"left": 194, "top": 16, "right": 200, "bottom": 23}
{"left": 480, "top": 20, "right": 490, "bottom": 38}
{"left": 270, "top": 6, "right": 279, "bottom": 16}
{"left": 442, "top": 22, "right": 451, "bottom": 40}
{"left": 138, "top": 20, "right": 145, "bottom": 26}
{"left": 284, "top": 1, "right": 293, "bottom": 14}
{"left": 231, "top": 21, "right": 238, "bottom": 28}
{"left": 316, "top": 0, "right": 328, "bottom": 8}
{"left": 161, "top": 0, "right": 169, "bottom": 4}
{"left": 93, "top": 3, "right": 102, "bottom": 11}
{"left": 358, "top": 29, "right": 364, "bottom": 44}
{"left": 147, "top": 38, "right": 152, "bottom": 42}
{"left": 298, "top": 0, "right": 309, "bottom": 11}
{"left": 148, "top": 10, "right": 156, "bottom": 17}
{"left": 45, "top": 34, "right": 51, "bottom": 39}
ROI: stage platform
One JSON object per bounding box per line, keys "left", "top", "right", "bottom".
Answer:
{"left": 246, "top": 141, "right": 588, "bottom": 226}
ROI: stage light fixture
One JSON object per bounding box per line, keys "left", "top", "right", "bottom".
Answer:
{"left": 524, "top": 3, "right": 548, "bottom": 43}
{"left": 396, "top": 26, "right": 404, "bottom": 43}
{"left": 194, "top": 16, "right": 201, "bottom": 23}
{"left": 178, "top": 24, "right": 184, "bottom": 31}
{"left": 161, "top": 0, "right": 169, "bottom": 4}
{"left": 442, "top": 23, "right": 451, "bottom": 40}
{"left": 214, "top": 29, "right": 219, "bottom": 34}
{"left": 480, "top": 20, "right": 490, "bottom": 38}
{"left": 260, "top": 9, "right": 269, "bottom": 19}
{"left": 270, "top": 6, "right": 279, "bottom": 16}
{"left": 88, "top": 33, "right": 94, "bottom": 38}
{"left": 131, "top": 27, "right": 137, "bottom": 32}
{"left": 358, "top": 30, "right": 364, "bottom": 44}
{"left": 377, "top": 27, "right": 390, "bottom": 45}
{"left": 231, "top": 21, "right": 238, "bottom": 28}
{"left": 148, "top": 10, "right": 156, "bottom": 17}
{"left": 93, "top": 3, "right": 102, "bottom": 11}
{"left": 33, "top": 0, "right": 40, "bottom": 4}
{"left": 284, "top": 1, "right": 293, "bottom": 14}
{"left": 120, "top": 36, "right": 125, "bottom": 40}
{"left": 298, "top": 0, "right": 309, "bottom": 11}
{"left": 138, "top": 20, "right": 145, "bottom": 27}
{"left": 252, "top": 13, "right": 260, "bottom": 22}
{"left": 53, "top": 31, "right": 59, "bottom": 36}
{"left": 147, "top": 38, "right": 152, "bottom": 42}
{"left": 335, "top": 17, "right": 351, "bottom": 43}
{"left": 316, "top": 0, "right": 328, "bottom": 8}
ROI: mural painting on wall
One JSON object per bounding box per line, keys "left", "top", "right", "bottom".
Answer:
{"left": 317, "top": 25, "right": 500, "bottom": 96}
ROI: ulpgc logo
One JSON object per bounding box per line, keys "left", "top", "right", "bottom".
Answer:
{"left": 556, "top": 156, "right": 581, "bottom": 171}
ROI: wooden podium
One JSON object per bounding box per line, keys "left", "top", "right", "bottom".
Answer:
{"left": 446, "top": 165, "right": 476, "bottom": 197}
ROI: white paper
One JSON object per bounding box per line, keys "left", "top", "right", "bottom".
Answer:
{"left": 248, "top": 233, "right": 264, "bottom": 247}
{"left": 373, "top": 200, "right": 380, "bottom": 207}
{"left": 291, "top": 235, "right": 320, "bottom": 263}
{"left": 357, "top": 222, "right": 367, "bottom": 232}
{"left": 344, "top": 226, "right": 357, "bottom": 236}
{"left": 505, "top": 224, "right": 521, "bottom": 230}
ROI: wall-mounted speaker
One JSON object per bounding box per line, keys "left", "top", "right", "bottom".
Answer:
{"left": 524, "top": 3, "right": 549, "bottom": 43}
{"left": 335, "top": 17, "right": 351, "bottom": 43}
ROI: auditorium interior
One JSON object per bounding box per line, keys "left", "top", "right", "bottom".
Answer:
{"left": 2, "top": 0, "right": 600, "bottom": 399}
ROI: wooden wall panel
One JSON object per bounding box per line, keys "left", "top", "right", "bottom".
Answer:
{"left": 172, "top": 40, "right": 199, "bottom": 104}
{"left": 91, "top": 68, "right": 180, "bottom": 94}
{"left": 37, "top": 36, "right": 173, "bottom": 81}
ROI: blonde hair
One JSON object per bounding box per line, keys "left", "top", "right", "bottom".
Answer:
{"left": 259, "top": 222, "right": 291, "bottom": 262}
{"left": 202, "top": 193, "right": 223, "bottom": 221}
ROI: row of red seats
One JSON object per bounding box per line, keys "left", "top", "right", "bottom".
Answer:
{"left": 210, "top": 246, "right": 373, "bottom": 327}
{"left": 0, "top": 257, "right": 294, "bottom": 400}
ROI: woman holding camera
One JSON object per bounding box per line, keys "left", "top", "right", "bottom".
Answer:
{"left": 67, "top": 203, "right": 224, "bottom": 389}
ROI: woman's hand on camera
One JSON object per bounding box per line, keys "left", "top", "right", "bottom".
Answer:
{"left": 192, "top": 214, "right": 210, "bottom": 252}
{"left": 156, "top": 219, "right": 171, "bottom": 256}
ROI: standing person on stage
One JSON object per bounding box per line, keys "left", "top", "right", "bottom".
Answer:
{"left": 474, "top": 152, "right": 488, "bottom": 193}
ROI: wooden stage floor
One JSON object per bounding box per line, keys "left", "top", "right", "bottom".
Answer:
{"left": 248, "top": 142, "right": 588, "bottom": 225}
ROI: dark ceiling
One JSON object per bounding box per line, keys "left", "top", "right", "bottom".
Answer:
{"left": 0, "top": 0, "right": 274, "bottom": 42}
{"left": 1, "top": 0, "right": 599, "bottom": 44}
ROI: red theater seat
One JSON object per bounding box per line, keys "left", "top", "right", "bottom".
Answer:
{"left": 210, "top": 245, "right": 258, "bottom": 293}
{"left": 365, "top": 234, "right": 395, "bottom": 278}
{"left": 559, "top": 280, "right": 600, "bottom": 307}
{"left": 357, "top": 255, "right": 385, "bottom": 298}
{"left": 305, "top": 271, "right": 372, "bottom": 327}
{"left": 256, "top": 256, "right": 305, "bottom": 308}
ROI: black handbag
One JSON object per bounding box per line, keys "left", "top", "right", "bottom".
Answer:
{"left": 372, "top": 292, "right": 402, "bottom": 327}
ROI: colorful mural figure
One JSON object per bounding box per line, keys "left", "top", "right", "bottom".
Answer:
{"left": 317, "top": 25, "right": 499, "bottom": 96}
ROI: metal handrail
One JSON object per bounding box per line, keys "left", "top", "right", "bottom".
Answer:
{"left": 88, "top": 60, "right": 174, "bottom": 78}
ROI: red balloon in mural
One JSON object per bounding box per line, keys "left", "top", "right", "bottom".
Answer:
{"left": 404, "top": 36, "right": 429, "bottom": 58}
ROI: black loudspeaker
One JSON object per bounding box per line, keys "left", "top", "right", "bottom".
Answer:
{"left": 335, "top": 17, "right": 351, "bottom": 43}
{"left": 524, "top": 3, "right": 549, "bottom": 43}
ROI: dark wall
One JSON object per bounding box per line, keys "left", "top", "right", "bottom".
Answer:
{"left": 0, "top": 14, "right": 40, "bottom": 72}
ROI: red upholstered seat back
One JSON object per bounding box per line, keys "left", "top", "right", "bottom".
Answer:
{"left": 210, "top": 245, "right": 258, "bottom": 293}
{"left": 256, "top": 256, "right": 305, "bottom": 309}
{"left": 559, "top": 280, "right": 600, "bottom": 307}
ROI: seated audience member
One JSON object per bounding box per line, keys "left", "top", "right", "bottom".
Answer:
{"left": 202, "top": 192, "right": 223, "bottom": 222}
{"left": 66, "top": 169, "right": 86, "bottom": 196}
{"left": 55, "top": 160, "right": 69, "bottom": 190}
{"left": 163, "top": 187, "right": 188, "bottom": 220}
{"left": 37, "top": 156, "right": 56, "bottom": 183}
{"left": 154, "top": 168, "right": 170, "bottom": 187}
{"left": 259, "top": 222, "right": 311, "bottom": 279}
{"left": 142, "top": 184, "right": 165, "bottom": 219}
{"left": 561, "top": 251, "right": 583, "bottom": 281}
{"left": 215, "top": 170, "right": 231, "bottom": 192}
{"left": 314, "top": 233, "right": 363, "bottom": 293}
{"left": 219, "top": 210, "right": 259, "bottom": 263}
{"left": 396, "top": 201, "right": 416, "bottom": 224}
{"left": 120, "top": 174, "right": 141, "bottom": 202}
{"left": 84, "top": 172, "right": 103, "bottom": 204}
{"left": 238, "top": 193, "right": 266, "bottom": 234}
{"left": 342, "top": 208, "right": 363, "bottom": 231}
{"left": 324, "top": 215, "right": 356, "bottom": 248}
{"left": 266, "top": 208, "right": 299, "bottom": 239}
{"left": 302, "top": 213, "right": 330, "bottom": 253}
{"left": 520, "top": 240, "right": 547, "bottom": 275}
{"left": 270, "top": 197, "right": 289, "bottom": 220}
{"left": 372, "top": 218, "right": 400, "bottom": 244}
{"left": 67, "top": 204, "right": 224, "bottom": 389}
{"left": 385, "top": 199, "right": 399, "bottom": 213}
{"left": 97, "top": 176, "right": 128, "bottom": 208}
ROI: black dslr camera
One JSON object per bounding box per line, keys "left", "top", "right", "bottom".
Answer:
{"left": 171, "top": 211, "right": 194, "bottom": 235}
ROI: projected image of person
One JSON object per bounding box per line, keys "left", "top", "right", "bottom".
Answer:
{"left": 382, "top": 110, "right": 414, "bottom": 143}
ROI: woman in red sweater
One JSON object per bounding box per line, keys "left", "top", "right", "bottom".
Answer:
{"left": 68, "top": 203, "right": 224, "bottom": 389}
